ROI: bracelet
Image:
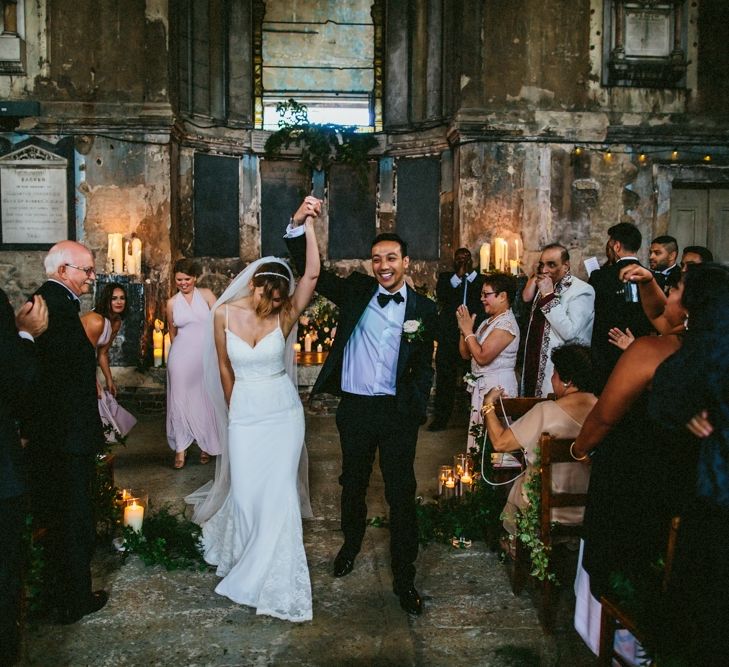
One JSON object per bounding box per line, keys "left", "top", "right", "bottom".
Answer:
{"left": 570, "top": 441, "right": 589, "bottom": 461}
{"left": 464, "top": 334, "right": 476, "bottom": 342}
{"left": 481, "top": 402, "right": 495, "bottom": 416}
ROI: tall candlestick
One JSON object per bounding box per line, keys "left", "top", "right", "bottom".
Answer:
{"left": 509, "top": 259, "right": 518, "bottom": 276}
{"left": 479, "top": 243, "right": 491, "bottom": 274}
{"left": 107, "top": 233, "right": 124, "bottom": 275}
{"left": 163, "top": 332, "right": 171, "bottom": 364}
{"left": 153, "top": 319, "right": 164, "bottom": 368}
{"left": 125, "top": 240, "right": 136, "bottom": 276}
{"left": 304, "top": 333, "right": 312, "bottom": 353}
{"left": 131, "top": 235, "right": 142, "bottom": 277}
{"left": 514, "top": 237, "right": 521, "bottom": 265}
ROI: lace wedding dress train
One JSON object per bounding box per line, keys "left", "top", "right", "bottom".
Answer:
{"left": 199, "top": 322, "right": 312, "bottom": 622}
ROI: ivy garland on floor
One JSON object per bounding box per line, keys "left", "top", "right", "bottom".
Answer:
{"left": 414, "top": 423, "right": 503, "bottom": 546}
{"left": 121, "top": 507, "right": 207, "bottom": 572}
{"left": 414, "top": 422, "right": 556, "bottom": 585}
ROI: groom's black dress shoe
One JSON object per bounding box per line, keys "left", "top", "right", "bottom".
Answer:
{"left": 394, "top": 586, "right": 423, "bottom": 615}
{"left": 57, "top": 590, "right": 109, "bottom": 625}
{"left": 333, "top": 551, "right": 356, "bottom": 578}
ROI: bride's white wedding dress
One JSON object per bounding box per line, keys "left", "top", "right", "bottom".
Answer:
{"left": 200, "top": 310, "right": 312, "bottom": 622}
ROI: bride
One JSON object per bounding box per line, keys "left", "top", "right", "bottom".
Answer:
{"left": 187, "top": 197, "right": 321, "bottom": 622}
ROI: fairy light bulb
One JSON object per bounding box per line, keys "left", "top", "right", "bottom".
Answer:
{"left": 671, "top": 149, "right": 679, "bottom": 160}
{"left": 574, "top": 146, "right": 582, "bottom": 156}
{"left": 703, "top": 154, "right": 712, "bottom": 163}
{"left": 638, "top": 153, "right": 647, "bottom": 165}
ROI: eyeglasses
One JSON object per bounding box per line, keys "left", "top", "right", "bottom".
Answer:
{"left": 64, "top": 263, "right": 96, "bottom": 277}
{"left": 481, "top": 291, "right": 498, "bottom": 298}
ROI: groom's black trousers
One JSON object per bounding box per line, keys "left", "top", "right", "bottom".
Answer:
{"left": 335, "top": 392, "right": 420, "bottom": 588}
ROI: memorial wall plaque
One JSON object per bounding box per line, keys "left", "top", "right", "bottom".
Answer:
{"left": 0, "top": 144, "right": 71, "bottom": 248}
{"left": 624, "top": 9, "right": 671, "bottom": 58}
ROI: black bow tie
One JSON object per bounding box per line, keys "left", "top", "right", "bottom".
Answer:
{"left": 377, "top": 292, "right": 404, "bottom": 308}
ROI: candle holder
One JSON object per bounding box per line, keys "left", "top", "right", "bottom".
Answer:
{"left": 121, "top": 488, "right": 148, "bottom": 532}
{"left": 437, "top": 465, "right": 454, "bottom": 496}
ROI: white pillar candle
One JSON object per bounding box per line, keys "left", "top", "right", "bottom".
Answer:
{"left": 163, "top": 333, "right": 171, "bottom": 364}
{"left": 316, "top": 343, "right": 323, "bottom": 353}
{"left": 107, "top": 233, "right": 124, "bottom": 274}
{"left": 153, "top": 320, "right": 164, "bottom": 367}
{"left": 514, "top": 237, "right": 521, "bottom": 264}
{"left": 479, "top": 243, "right": 491, "bottom": 273}
{"left": 125, "top": 240, "right": 137, "bottom": 276}
{"left": 131, "top": 236, "right": 143, "bottom": 277}
{"left": 123, "top": 501, "right": 144, "bottom": 532}
{"left": 509, "top": 259, "right": 518, "bottom": 275}
{"left": 304, "top": 333, "right": 312, "bottom": 352}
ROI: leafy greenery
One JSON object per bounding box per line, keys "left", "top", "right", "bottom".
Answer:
{"left": 510, "top": 448, "right": 557, "bottom": 583}
{"left": 264, "top": 99, "right": 378, "bottom": 189}
{"left": 93, "top": 453, "right": 122, "bottom": 540}
{"left": 122, "top": 507, "right": 207, "bottom": 571}
{"left": 415, "top": 425, "right": 502, "bottom": 545}
{"left": 22, "top": 515, "right": 48, "bottom": 616}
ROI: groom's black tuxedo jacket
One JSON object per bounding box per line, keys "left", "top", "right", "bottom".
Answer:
{"left": 0, "top": 288, "right": 37, "bottom": 499}
{"left": 29, "top": 281, "right": 104, "bottom": 456}
{"left": 286, "top": 234, "right": 437, "bottom": 420}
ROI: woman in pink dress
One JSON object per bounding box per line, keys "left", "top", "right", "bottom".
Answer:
{"left": 166, "top": 259, "right": 219, "bottom": 468}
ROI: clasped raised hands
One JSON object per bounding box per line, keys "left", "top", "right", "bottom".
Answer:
{"left": 292, "top": 196, "right": 322, "bottom": 226}
{"left": 455, "top": 304, "right": 476, "bottom": 336}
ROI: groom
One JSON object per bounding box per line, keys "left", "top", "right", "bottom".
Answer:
{"left": 286, "top": 197, "right": 437, "bottom": 615}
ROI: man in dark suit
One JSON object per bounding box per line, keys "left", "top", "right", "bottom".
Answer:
{"left": 29, "top": 240, "right": 108, "bottom": 624}
{"left": 0, "top": 289, "right": 46, "bottom": 665}
{"left": 589, "top": 222, "right": 654, "bottom": 390}
{"left": 285, "top": 197, "right": 437, "bottom": 615}
{"left": 649, "top": 235, "right": 681, "bottom": 295}
{"left": 428, "top": 248, "right": 484, "bottom": 431}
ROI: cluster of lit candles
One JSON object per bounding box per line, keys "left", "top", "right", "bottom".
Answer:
{"left": 152, "top": 318, "right": 171, "bottom": 367}
{"left": 107, "top": 232, "right": 143, "bottom": 276}
{"left": 119, "top": 488, "right": 148, "bottom": 532}
{"left": 479, "top": 237, "right": 521, "bottom": 275}
{"left": 438, "top": 453, "right": 476, "bottom": 499}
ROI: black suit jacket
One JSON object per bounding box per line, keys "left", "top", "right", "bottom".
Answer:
{"left": 589, "top": 258, "right": 654, "bottom": 382}
{"left": 286, "top": 234, "right": 437, "bottom": 420}
{"left": 0, "top": 289, "right": 38, "bottom": 499}
{"left": 29, "top": 281, "right": 104, "bottom": 456}
{"left": 435, "top": 271, "right": 485, "bottom": 346}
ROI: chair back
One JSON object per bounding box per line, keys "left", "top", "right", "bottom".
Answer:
{"left": 538, "top": 432, "right": 589, "bottom": 548}
{"left": 498, "top": 397, "right": 549, "bottom": 421}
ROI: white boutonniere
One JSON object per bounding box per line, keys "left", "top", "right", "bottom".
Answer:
{"left": 462, "top": 371, "right": 479, "bottom": 389}
{"left": 402, "top": 318, "right": 425, "bottom": 342}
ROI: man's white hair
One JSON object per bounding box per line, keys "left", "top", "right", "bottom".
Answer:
{"left": 44, "top": 245, "right": 76, "bottom": 275}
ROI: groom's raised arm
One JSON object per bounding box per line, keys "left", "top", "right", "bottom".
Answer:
{"left": 284, "top": 200, "right": 362, "bottom": 307}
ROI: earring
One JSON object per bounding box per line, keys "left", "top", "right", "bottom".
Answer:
{"left": 683, "top": 314, "right": 689, "bottom": 331}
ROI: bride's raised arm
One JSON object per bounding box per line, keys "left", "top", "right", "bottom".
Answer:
{"left": 287, "top": 214, "right": 321, "bottom": 327}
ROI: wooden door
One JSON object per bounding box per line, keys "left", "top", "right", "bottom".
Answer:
{"left": 669, "top": 186, "right": 729, "bottom": 262}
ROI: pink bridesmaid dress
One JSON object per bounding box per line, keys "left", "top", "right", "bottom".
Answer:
{"left": 166, "top": 288, "right": 220, "bottom": 455}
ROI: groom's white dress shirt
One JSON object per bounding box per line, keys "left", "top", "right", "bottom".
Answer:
{"left": 284, "top": 221, "right": 407, "bottom": 397}
{"left": 342, "top": 285, "right": 406, "bottom": 396}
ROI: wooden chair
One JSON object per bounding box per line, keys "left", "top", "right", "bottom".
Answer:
{"left": 598, "top": 516, "right": 682, "bottom": 666}
{"left": 502, "top": 431, "right": 589, "bottom": 633}
{"left": 538, "top": 432, "right": 589, "bottom": 632}
{"left": 498, "top": 397, "right": 550, "bottom": 422}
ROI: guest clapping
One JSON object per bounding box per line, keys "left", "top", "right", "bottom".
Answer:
{"left": 456, "top": 273, "right": 519, "bottom": 452}
{"left": 166, "top": 259, "right": 219, "bottom": 468}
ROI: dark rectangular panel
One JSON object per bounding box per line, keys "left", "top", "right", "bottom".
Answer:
{"left": 396, "top": 157, "right": 440, "bottom": 260}
{"left": 260, "top": 160, "right": 309, "bottom": 257}
{"left": 329, "top": 163, "right": 377, "bottom": 260}
{"left": 193, "top": 153, "right": 239, "bottom": 257}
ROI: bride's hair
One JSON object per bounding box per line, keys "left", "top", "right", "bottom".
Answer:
{"left": 251, "top": 261, "right": 294, "bottom": 318}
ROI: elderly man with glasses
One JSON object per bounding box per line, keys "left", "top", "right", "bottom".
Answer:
{"left": 27, "top": 240, "right": 108, "bottom": 624}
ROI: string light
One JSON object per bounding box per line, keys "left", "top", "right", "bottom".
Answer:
{"left": 638, "top": 152, "right": 648, "bottom": 165}
{"left": 671, "top": 149, "right": 679, "bottom": 160}
{"left": 703, "top": 154, "right": 712, "bottom": 163}
{"left": 574, "top": 146, "right": 583, "bottom": 156}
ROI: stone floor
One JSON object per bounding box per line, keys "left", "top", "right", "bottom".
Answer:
{"left": 25, "top": 412, "right": 596, "bottom": 667}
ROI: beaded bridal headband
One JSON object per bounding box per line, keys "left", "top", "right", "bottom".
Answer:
{"left": 255, "top": 271, "right": 290, "bottom": 282}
